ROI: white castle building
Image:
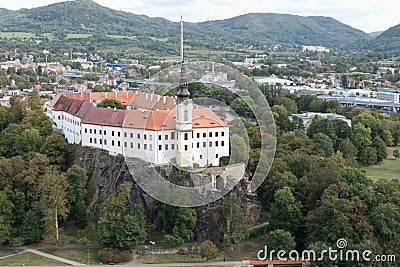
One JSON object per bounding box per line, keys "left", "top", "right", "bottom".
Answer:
{"left": 45, "top": 18, "right": 229, "bottom": 168}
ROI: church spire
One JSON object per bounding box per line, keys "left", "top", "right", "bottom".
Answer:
{"left": 177, "top": 15, "right": 190, "bottom": 104}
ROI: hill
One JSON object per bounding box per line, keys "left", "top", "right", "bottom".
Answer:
{"left": 368, "top": 23, "right": 400, "bottom": 53}
{"left": 369, "top": 31, "right": 383, "bottom": 37}
{"left": 201, "top": 13, "right": 372, "bottom": 49}
{"left": 0, "top": 0, "right": 375, "bottom": 57}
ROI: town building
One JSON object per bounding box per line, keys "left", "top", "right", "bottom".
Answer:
{"left": 45, "top": 17, "right": 229, "bottom": 168}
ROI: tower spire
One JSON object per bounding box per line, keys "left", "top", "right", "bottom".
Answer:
{"left": 177, "top": 15, "right": 190, "bottom": 104}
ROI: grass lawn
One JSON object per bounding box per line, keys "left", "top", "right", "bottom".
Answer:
{"left": 363, "top": 147, "right": 400, "bottom": 181}
{"left": 138, "top": 253, "right": 206, "bottom": 264}
{"left": 0, "top": 250, "right": 22, "bottom": 258}
{"left": 0, "top": 252, "right": 65, "bottom": 266}
{"left": 39, "top": 248, "right": 102, "bottom": 265}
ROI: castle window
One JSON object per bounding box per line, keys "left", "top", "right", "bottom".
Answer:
{"left": 221, "top": 131, "right": 224, "bottom": 136}
{"left": 215, "top": 141, "right": 218, "bottom": 147}
{"left": 144, "top": 134, "right": 147, "bottom": 140}
{"left": 150, "top": 144, "right": 153, "bottom": 151}
{"left": 138, "top": 143, "right": 141, "bottom": 149}
{"left": 209, "top": 141, "right": 212, "bottom": 147}
{"left": 94, "top": 139, "right": 97, "bottom": 144}
{"left": 99, "top": 130, "right": 102, "bottom": 135}
{"left": 209, "top": 132, "right": 212, "bottom": 137}
{"left": 130, "top": 133, "right": 133, "bottom": 138}
{"left": 221, "top": 141, "right": 225, "bottom": 146}
{"left": 184, "top": 133, "right": 188, "bottom": 140}
{"left": 118, "top": 132, "right": 121, "bottom": 137}
{"left": 90, "top": 129, "right": 92, "bottom": 134}
{"left": 216, "top": 154, "right": 219, "bottom": 158}
{"left": 124, "top": 132, "right": 127, "bottom": 138}
{"left": 197, "top": 133, "right": 200, "bottom": 138}
{"left": 215, "top": 132, "right": 218, "bottom": 137}
{"left": 197, "top": 142, "right": 200, "bottom": 148}
{"left": 94, "top": 129, "right": 96, "bottom": 134}
{"left": 185, "top": 145, "right": 188, "bottom": 151}
{"left": 171, "top": 132, "right": 175, "bottom": 140}
{"left": 159, "top": 145, "right": 162, "bottom": 150}
{"left": 104, "top": 140, "right": 107, "bottom": 145}
{"left": 85, "top": 128, "right": 87, "bottom": 133}
{"left": 112, "top": 131, "right": 115, "bottom": 136}
{"left": 89, "top": 138, "right": 92, "bottom": 143}
{"left": 104, "top": 130, "right": 107, "bottom": 135}
{"left": 100, "top": 139, "right": 102, "bottom": 145}
{"left": 150, "top": 135, "right": 153, "bottom": 141}
{"left": 137, "top": 134, "right": 140, "bottom": 139}
{"left": 159, "top": 135, "right": 162, "bottom": 140}
{"left": 184, "top": 110, "right": 188, "bottom": 121}
{"left": 165, "top": 134, "right": 168, "bottom": 140}
{"left": 112, "top": 140, "right": 115, "bottom": 146}
{"left": 118, "top": 141, "right": 121, "bottom": 147}
{"left": 144, "top": 144, "right": 147, "bottom": 150}
{"left": 171, "top": 144, "right": 175, "bottom": 150}
{"left": 124, "top": 142, "right": 127, "bottom": 148}
{"left": 203, "top": 142, "right": 206, "bottom": 147}
{"left": 131, "top": 143, "right": 133, "bottom": 148}
{"left": 165, "top": 144, "right": 168, "bottom": 150}
{"left": 203, "top": 133, "right": 206, "bottom": 138}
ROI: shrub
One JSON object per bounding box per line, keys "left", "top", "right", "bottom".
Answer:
{"left": 99, "top": 249, "right": 132, "bottom": 264}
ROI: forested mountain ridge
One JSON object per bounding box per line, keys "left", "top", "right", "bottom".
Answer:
{"left": 200, "top": 13, "right": 372, "bottom": 49}
{"left": 368, "top": 23, "right": 400, "bottom": 53}
{"left": 0, "top": 0, "right": 375, "bottom": 53}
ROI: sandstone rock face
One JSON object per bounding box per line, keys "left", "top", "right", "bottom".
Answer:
{"left": 70, "top": 145, "right": 266, "bottom": 242}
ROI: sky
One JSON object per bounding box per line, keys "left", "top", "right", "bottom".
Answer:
{"left": 2, "top": 0, "right": 399, "bottom": 33}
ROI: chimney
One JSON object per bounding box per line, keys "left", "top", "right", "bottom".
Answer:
{"left": 151, "top": 93, "right": 153, "bottom": 101}
{"left": 163, "top": 95, "right": 166, "bottom": 104}
{"left": 105, "top": 92, "right": 108, "bottom": 98}
{"left": 115, "top": 91, "right": 118, "bottom": 98}
{"left": 146, "top": 93, "right": 148, "bottom": 100}
{"left": 126, "top": 91, "right": 128, "bottom": 99}
{"left": 157, "top": 95, "right": 160, "bottom": 102}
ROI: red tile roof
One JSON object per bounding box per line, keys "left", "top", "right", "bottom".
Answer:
{"left": 123, "top": 107, "right": 227, "bottom": 131}
{"left": 129, "top": 91, "right": 176, "bottom": 110}
{"left": 82, "top": 107, "right": 126, "bottom": 127}
{"left": 53, "top": 95, "right": 74, "bottom": 111}
{"left": 75, "top": 101, "right": 94, "bottom": 119}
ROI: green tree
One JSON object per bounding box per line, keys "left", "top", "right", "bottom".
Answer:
{"left": 337, "top": 138, "right": 358, "bottom": 161}
{"left": 39, "top": 166, "right": 69, "bottom": 240}
{"left": 40, "top": 133, "right": 70, "bottom": 168}
{"left": 220, "top": 195, "right": 250, "bottom": 246}
{"left": 350, "top": 123, "right": 372, "bottom": 157}
{"left": 312, "top": 133, "right": 334, "bottom": 157}
{"left": 359, "top": 147, "right": 377, "bottom": 166}
{"left": 165, "top": 206, "right": 197, "bottom": 245}
{"left": 371, "top": 203, "right": 400, "bottom": 246}
{"left": 66, "top": 165, "right": 88, "bottom": 227}
{"left": 0, "top": 191, "right": 14, "bottom": 244}
{"left": 19, "top": 209, "right": 43, "bottom": 244}
{"left": 15, "top": 128, "right": 43, "bottom": 156}
{"left": 287, "top": 153, "right": 312, "bottom": 178}
{"left": 272, "top": 105, "right": 292, "bottom": 133}
{"left": 200, "top": 240, "right": 218, "bottom": 260}
{"left": 229, "top": 134, "right": 248, "bottom": 164}
{"left": 372, "top": 136, "right": 387, "bottom": 163}
{"left": 0, "top": 105, "right": 8, "bottom": 132}
{"left": 27, "top": 89, "right": 42, "bottom": 110}
{"left": 97, "top": 99, "right": 126, "bottom": 110}
{"left": 265, "top": 229, "right": 296, "bottom": 252}
{"left": 270, "top": 186, "right": 302, "bottom": 232}
{"left": 113, "top": 213, "right": 147, "bottom": 250}
{"left": 393, "top": 149, "right": 400, "bottom": 159}
{"left": 8, "top": 95, "right": 24, "bottom": 124}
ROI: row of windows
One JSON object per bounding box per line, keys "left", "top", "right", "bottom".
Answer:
{"left": 61, "top": 115, "right": 80, "bottom": 126}
{"left": 83, "top": 128, "right": 225, "bottom": 139}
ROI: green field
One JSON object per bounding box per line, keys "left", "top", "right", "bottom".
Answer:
{"left": 363, "top": 147, "right": 400, "bottom": 181}
{"left": 0, "top": 32, "right": 38, "bottom": 38}
{"left": 39, "top": 248, "right": 102, "bottom": 265}
{"left": 66, "top": 33, "right": 93, "bottom": 39}
{"left": 138, "top": 253, "right": 206, "bottom": 264}
{"left": 0, "top": 252, "right": 64, "bottom": 266}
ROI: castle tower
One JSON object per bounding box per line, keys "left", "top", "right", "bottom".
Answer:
{"left": 175, "top": 16, "right": 193, "bottom": 168}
